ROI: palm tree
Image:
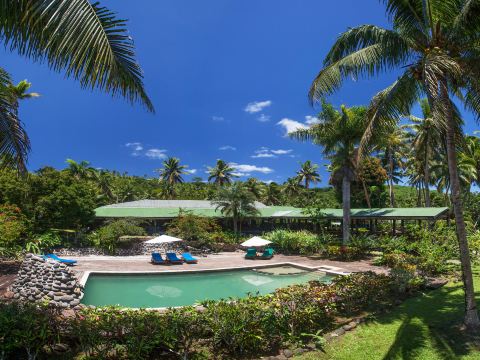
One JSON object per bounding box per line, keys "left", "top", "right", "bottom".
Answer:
{"left": 290, "top": 102, "right": 368, "bottom": 245}
{"left": 213, "top": 182, "right": 259, "bottom": 235}
{"left": 157, "top": 157, "right": 188, "bottom": 186}
{"left": 65, "top": 159, "right": 94, "bottom": 180}
{"left": 244, "top": 178, "right": 265, "bottom": 200}
{"left": 307, "top": 0, "right": 480, "bottom": 328}
{"left": 403, "top": 99, "right": 443, "bottom": 207}
{"left": 0, "top": 1, "right": 153, "bottom": 172}
{"left": 7, "top": 80, "right": 40, "bottom": 112}
{"left": 91, "top": 169, "right": 114, "bottom": 202}
{"left": 208, "top": 159, "right": 237, "bottom": 186}
{"left": 296, "top": 160, "right": 320, "bottom": 189}
{"left": 262, "top": 182, "right": 282, "bottom": 206}
{"left": 282, "top": 177, "right": 303, "bottom": 199}
{"left": 378, "top": 127, "right": 406, "bottom": 207}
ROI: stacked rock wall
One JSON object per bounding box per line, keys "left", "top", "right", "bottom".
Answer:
{"left": 11, "top": 253, "right": 83, "bottom": 308}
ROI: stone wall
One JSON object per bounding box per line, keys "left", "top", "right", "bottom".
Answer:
{"left": 10, "top": 254, "right": 83, "bottom": 308}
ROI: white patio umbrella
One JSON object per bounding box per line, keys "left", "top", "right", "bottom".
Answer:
{"left": 144, "top": 235, "right": 183, "bottom": 249}
{"left": 240, "top": 236, "right": 272, "bottom": 248}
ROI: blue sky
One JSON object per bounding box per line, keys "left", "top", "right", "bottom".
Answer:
{"left": 3, "top": 0, "right": 478, "bottom": 185}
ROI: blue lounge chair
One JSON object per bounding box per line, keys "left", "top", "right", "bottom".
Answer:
{"left": 151, "top": 252, "right": 167, "bottom": 265}
{"left": 258, "top": 248, "right": 274, "bottom": 260}
{"left": 181, "top": 252, "right": 198, "bottom": 264}
{"left": 166, "top": 252, "right": 183, "bottom": 264}
{"left": 45, "top": 253, "right": 77, "bottom": 265}
{"left": 245, "top": 248, "right": 257, "bottom": 259}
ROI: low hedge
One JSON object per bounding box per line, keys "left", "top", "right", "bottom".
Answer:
{"left": 0, "top": 272, "right": 416, "bottom": 359}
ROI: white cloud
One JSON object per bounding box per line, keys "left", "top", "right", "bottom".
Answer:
{"left": 229, "top": 163, "right": 274, "bottom": 176}
{"left": 277, "top": 118, "right": 308, "bottom": 136}
{"left": 125, "top": 142, "right": 144, "bottom": 156}
{"left": 186, "top": 169, "right": 197, "bottom": 174}
{"left": 212, "top": 116, "right": 225, "bottom": 122}
{"left": 271, "top": 149, "right": 292, "bottom": 155}
{"left": 244, "top": 100, "right": 272, "bottom": 114}
{"left": 145, "top": 148, "right": 168, "bottom": 160}
{"left": 257, "top": 114, "right": 271, "bottom": 122}
{"left": 305, "top": 115, "right": 320, "bottom": 125}
{"left": 251, "top": 147, "right": 293, "bottom": 158}
{"left": 219, "top": 145, "right": 237, "bottom": 151}
{"left": 251, "top": 152, "right": 276, "bottom": 158}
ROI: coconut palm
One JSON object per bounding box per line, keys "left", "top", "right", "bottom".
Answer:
{"left": 0, "top": 1, "right": 153, "bottom": 172}
{"left": 308, "top": 0, "right": 480, "bottom": 328}
{"left": 157, "top": 157, "right": 188, "bottom": 186}
{"left": 244, "top": 178, "right": 265, "bottom": 200}
{"left": 403, "top": 99, "right": 443, "bottom": 207}
{"left": 7, "top": 80, "right": 40, "bottom": 112}
{"left": 282, "top": 177, "right": 303, "bottom": 199}
{"left": 207, "top": 159, "right": 237, "bottom": 186}
{"left": 213, "top": 182, "right": 259, "bottom": 236}
{"left": 296, "top": 160, "right": 320, "bottom": 189}
{"left": 377, "top": 126, "right": 407, "bottom": 207}
{"left": 262, "top": 182, "right": 282, "bottom": 206}
{"left": 290, "top": 101, "right": 368, "bottom": 245}
{"left": 65, "top": 159, "right": 94, "bottom": 180}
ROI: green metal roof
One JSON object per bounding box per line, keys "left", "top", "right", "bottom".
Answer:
{"left": 95, "top": 201, "right": 448, "bottom": 220}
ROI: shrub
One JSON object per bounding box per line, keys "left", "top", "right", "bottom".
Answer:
{"left": 0, "top": 205, "right": 28, "bottom": 255}
{"left": 88, "top": 219, "right": 146, "bottom": 254}
{"left": 167, "top": 211, "right": 221, "bottom": 242}
{"left": 264, "top": 229, "right": 325, "bottom": 255}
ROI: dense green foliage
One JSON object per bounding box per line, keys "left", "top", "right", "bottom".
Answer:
{"left": 0, "top": 272, "right": 414, "bottom": 359}
{"left": 87, "top": 220, "right": 146, "bottom": 254}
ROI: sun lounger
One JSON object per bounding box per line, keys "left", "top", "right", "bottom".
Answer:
{"left": 45, "top": 253, "right": 77, "bottom": 265}
{"left": 151, "top": 252, "right": 167, "bottom": 265}
{"left": 166, "top": 252, "right": 183, "bottom": 264}
{"left": 181, "top": 252, "right": 198, "bottom": 264}
{"left": 245, "top": 248, "right": 257, "bottom": 259}
{"left": 258, "top": 248, "right": 274, "bottom": 260}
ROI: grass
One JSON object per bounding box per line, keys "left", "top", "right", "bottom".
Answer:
{"left": 295, "top": 267, "right": 480, "bottom": 360}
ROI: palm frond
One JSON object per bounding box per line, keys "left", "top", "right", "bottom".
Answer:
{"left": 0, "top": 0, "right": 153, "bottom": 111}
{"left": 360, "top": 71, "right": 422, "bottom": 159}
{"left": 0, "top": 68, "right": 30, "bottom": 173}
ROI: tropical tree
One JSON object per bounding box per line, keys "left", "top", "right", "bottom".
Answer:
{"left": 296, "top": 160, "right": 320, "bottom": 189}
{"left": 0, "top": 1, "right": 153, "bottom": 172}
{"left": 377, "top": 126, "right": 406, "bottom": 207}
{"left": 208, "top": 159, "right": 237, "bottom": 186}
{"left": 282, "top": 177, "right": 303, "bottom": 199}
{"left": 403, "top": 99, "right": 443, "bottom": 207}
{"left": 7, "top": 80, "right": 40, "bottom": 114}
{"left": 244, "top": 178, "right": 265, "bottom": 200}
{"left": 213, "top": 182, "right": 259, "bottom": 236}
{"left": 156, "top": 157, "right": 188, "bottom": 197}
{"left": 262, "top": 182, "right": 282, "bottom": 206}
{"left": 307, "top": 0, "right": 480, "bottom": 328}
{"left": 290, "top": 102, "right": 368, "bottom": 244}
{"left": 65, "top": 159, "right": 94, "bottom": 181}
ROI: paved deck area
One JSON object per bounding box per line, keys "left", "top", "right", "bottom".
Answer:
{"left": 69, "top": 252, "right": 387, "bottom": 281}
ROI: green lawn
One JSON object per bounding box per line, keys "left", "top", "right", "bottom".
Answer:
{"left": 295, "top": 268, "right": 480, "bottom": 360}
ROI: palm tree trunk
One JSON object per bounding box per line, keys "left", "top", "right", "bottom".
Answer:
{"left": 361, "top": 179, "right": 371, "bottom": 208}
{"left": 305, "top": 178, "right": 309, "bottom": 189}
{"left": 389, "top": 151, "right": 396, "bottom": 207}
{"left": 441, "top": 81, "right": 480, "bottom": 330}
{"left": 342, "top": 174, "right": 351, "bottom": 245}
{"left": 424, "top": 143, "right": 431, "bottom": 207}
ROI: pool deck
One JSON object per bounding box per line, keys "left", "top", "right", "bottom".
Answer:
{"left": 70, "top": 252, "right": 388, "bottom": 284}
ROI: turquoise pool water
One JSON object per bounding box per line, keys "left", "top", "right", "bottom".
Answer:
{"left": 82, "top": 268, "right": 333, "bottom": 308}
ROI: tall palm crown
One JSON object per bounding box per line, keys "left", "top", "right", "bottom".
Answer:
{"left": 296, "top": 160, "right": 320, "bottom": 189}
{"left": 308, "top": 0, "right": 480, "bottom": 329}
{"left": 208, "top": 159, "right": 237, "bottom": 185}
{"left": 65, "top": 159, "right": 94, "bottom": 180}
{"left": 0, "top": 1, "right": 153, "bottom": 172}
{"left": 157, "top": 157, "right": 188, "bottom": 185}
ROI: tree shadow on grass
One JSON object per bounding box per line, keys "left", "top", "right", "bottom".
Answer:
{"left": 377, "top": 269, "right": 480, "bottom": 359}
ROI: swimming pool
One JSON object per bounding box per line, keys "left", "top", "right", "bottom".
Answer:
{"left": 81, "top": 267, "right": 334, "bottom": 308}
